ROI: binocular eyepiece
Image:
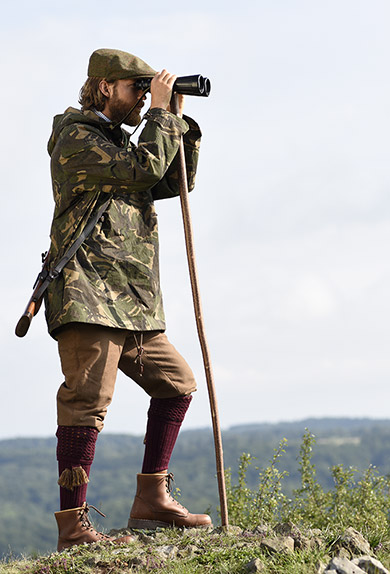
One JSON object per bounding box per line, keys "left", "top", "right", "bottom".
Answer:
{"left": 134, "top": 74, "right": 211, "bottom": 97}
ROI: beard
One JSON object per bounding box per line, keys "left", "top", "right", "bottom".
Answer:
{"left": 107, "top": 92, "right": 143, "bottom": 126}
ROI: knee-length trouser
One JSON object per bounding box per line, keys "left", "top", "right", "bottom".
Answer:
{"left": 56, "top": 323, "right": 197, "bottom": 432}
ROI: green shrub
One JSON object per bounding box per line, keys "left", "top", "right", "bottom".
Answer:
{"left": 225, "top": 429, "right": 390, "bottom": 542}
{"left": 225, "top": 438, "right": 289, "bottom": 527}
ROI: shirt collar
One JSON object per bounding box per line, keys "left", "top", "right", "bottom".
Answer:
{"left": 93, "top": 109, "right": 111, "bottom": 123}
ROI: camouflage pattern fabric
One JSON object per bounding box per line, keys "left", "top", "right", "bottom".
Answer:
{"left": 88, "top": 48, "right": 156, "bottom": 80}
{"left": 44, "top": 107, "right": 201, "bottom": 337}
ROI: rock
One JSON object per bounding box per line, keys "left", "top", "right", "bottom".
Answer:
{"left": 352, "top": 555, "right": 390, "bottom": 574}
{"left": 311, "top": 534, "right": 326, "bottom": 550}
{"left": 108, "top": 527, "right": 133, "bottom": 537}
{"left": 128, "top": 556, "right": 146, "bottom": 567}
{"left": 274, "top": 521, "right": 321, "bottom": 551}
{"left": 339, "top": 528, "right": 371, "bottom": 556}
{"left": 155, "top": 545, "right": 178, "bottom": 559}
{"left": 212, "top": 525, "right": 243, "bottom": 536}
{"left": 245, "top": 557, "right": 265, "bottom": 572}
{"left": 178, "top": 544, "right": 199, "bottom": 558}
{"left": 310, "top": 529, "right": 326, "bottom": 546}
{"left": 253, "top": 524, "right": 272, "bottom": 537}
{"left": 273, "top": 521, "right": 324, "bottom": 551}
{"left": 260, "top": 535, "right": 295, "bottom": 554}
{"left": 324, "top": 556, "right": 366, "bottom": 573}
{"left": 85, "top": 555, "right": 102, "bottom": 566}
{"left": 315, "top": 560, "right": 328, "bottom": 574}
{"left": 297, "top": 533, "right": 320, "bottom": 551}
{"left": 274, "top": 521, "right": 300, "bottom": 537}
{"left": 136, "top": 532, "right": 155, "bottom": 543}
{"left": 336, "top": 548, "right": 353, "bottom": 560}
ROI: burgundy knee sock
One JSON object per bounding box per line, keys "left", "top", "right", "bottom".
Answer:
{"left": 56, "top": 426, "right": 98, "bottom": 510}
{"left": 142, "top": 395, "right": 192, "bottom": 474}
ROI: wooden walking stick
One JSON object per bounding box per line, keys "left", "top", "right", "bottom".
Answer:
{"left": 171, "top": 94, "right": 229, "bottom": 527}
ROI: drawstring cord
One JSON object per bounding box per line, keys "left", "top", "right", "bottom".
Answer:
{"left": 134, "top": 333, "right": 144, "bottom": 376}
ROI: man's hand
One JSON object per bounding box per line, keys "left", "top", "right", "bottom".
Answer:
{"left": 168, "top": 94, "right": 185, "bottom": 118}
{"left": 150, "top": 70, "right": 185, "bottom": 116}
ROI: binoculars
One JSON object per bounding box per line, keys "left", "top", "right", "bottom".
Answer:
{"left": 134, "top": 74, "right": 211, "bottom": 97}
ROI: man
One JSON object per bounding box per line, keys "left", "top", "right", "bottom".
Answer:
{"left": 45, "top": 48, "right": 212, "bottom": 551}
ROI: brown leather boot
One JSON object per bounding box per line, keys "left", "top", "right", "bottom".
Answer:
{"left": 55, "top": 502, "right": 134, "bottom": 551}
{"left": 128, "top": 472, "right": 212, "bottom": 529}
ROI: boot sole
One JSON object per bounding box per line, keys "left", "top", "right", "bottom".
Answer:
{"left": 127, "top": 518, "right": 213, "bottom": 530}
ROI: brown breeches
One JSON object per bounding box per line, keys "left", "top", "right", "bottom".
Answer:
{"left": 56, "top": 323, "right": 197, "bottom": 431}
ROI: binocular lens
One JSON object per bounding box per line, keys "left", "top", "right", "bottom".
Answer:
{"left": 195, "top": 76, "right": 211, "bottom": 97}
{"left": 203, "top": 78, "right": 211, "bottom": 97}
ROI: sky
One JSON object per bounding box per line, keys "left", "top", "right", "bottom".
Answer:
{"left": 1, "top": 0, "right": 389, "bottom": 440}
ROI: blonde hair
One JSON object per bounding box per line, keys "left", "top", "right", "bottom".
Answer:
{"left": 78, "top": 77, "right": 115, "bottom": 111}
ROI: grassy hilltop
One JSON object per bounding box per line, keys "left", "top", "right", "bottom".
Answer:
{"left": 2, "top": 418, "right": 390, "bottom": 572}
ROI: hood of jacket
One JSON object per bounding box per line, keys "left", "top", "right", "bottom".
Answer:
{"left": 47, "top": 107, "right": 123, "bottom": 156}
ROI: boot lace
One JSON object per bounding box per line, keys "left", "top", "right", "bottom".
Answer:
{"left": 78, "top": 504, "right": 111, "bottom": 540}
{"left": 165, "top": 473, "right": 186, "bottom": 510}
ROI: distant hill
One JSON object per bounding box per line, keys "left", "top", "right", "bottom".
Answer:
{"left": 1, "top": 417, "right": 390, "bottom": 558}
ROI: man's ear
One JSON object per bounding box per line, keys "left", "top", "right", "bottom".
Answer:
{"left": 99, "top": 80, "right": 111, "bottom": 98}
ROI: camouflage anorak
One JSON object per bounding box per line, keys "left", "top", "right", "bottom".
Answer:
{"left": 45, "top": 106, "right": 201, "bottom": 337}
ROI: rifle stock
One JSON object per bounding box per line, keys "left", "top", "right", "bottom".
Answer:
{"left": 15, "top": 253, "right": 48, "bottom": 338}
{"left": 15, "top": 289, "right": 43, "bottom": 338}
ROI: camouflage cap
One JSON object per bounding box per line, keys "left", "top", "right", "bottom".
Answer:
{"left": 88, "top": 48, "right": 156, "bottom": 81}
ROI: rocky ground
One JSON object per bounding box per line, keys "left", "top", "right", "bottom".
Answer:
{"left": 2, "top": 522, "right": 390, "bottom": 573}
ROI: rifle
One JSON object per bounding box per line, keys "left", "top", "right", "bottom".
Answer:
{"left": 15, "top": 251, "right": 50, "bottom": 337}
{"left": 15, "top": 195, "right": 112, "bottom": 338}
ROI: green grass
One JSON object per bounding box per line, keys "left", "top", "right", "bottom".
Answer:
{"left": 2, "top": 527, "right": 390, "bottom": 574}
{"left": 2, "top": 430, "right": 390, "bottom": 574}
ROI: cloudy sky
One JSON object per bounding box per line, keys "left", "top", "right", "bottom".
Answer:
{"left": 1, "top": 0, "right": 389, "bottom": 440}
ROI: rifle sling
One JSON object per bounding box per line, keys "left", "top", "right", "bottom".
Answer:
{"left": 33, "top": 197, "right": 111, "bottom": 302}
